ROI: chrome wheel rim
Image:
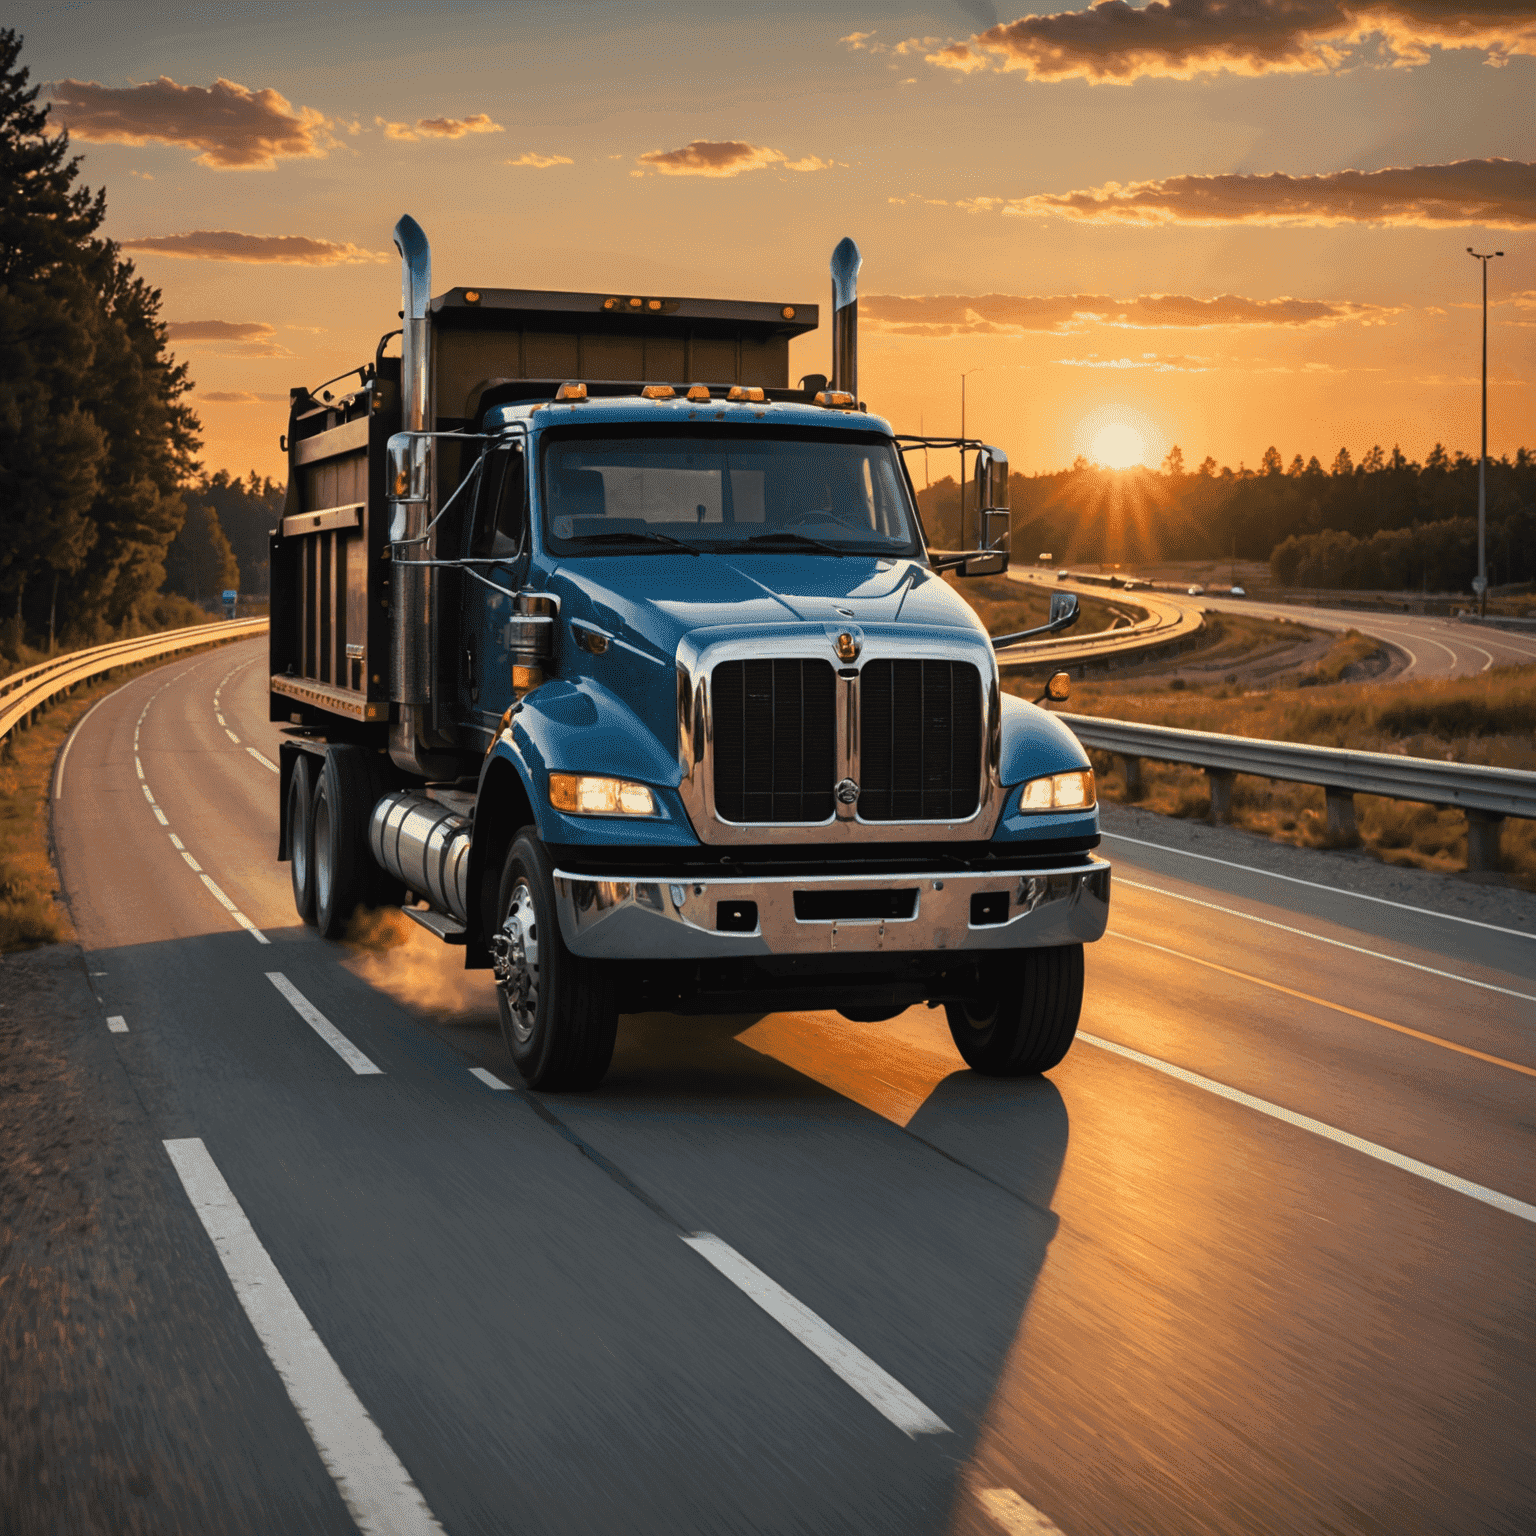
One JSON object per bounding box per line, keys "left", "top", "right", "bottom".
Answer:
{"left": 493, "top": 880, "right": 540, "bottom": 1045}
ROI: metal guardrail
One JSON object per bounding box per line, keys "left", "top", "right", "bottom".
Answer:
{"left": 0, "top": 618, "right": 269, "bottom": 745}
{"left": 1062, "top": 711, "right": 1536, "bottom": 872}
{"left": 997, "top": 574, "right": 1204, "bottom": 669}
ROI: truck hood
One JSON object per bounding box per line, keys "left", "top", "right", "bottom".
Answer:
{"left": 544, "top": 551, "right": 987, "bottom": 663}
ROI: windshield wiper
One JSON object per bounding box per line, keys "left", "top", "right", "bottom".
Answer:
{"left": 737, "top": 530, "right": 845, "bottom": 557}
{"left": 572, "top": 529, "right": 699, "bottom": 556}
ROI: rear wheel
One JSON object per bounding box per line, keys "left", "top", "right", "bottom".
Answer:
{"left": 313, "top": 746, "right": 398, "bottom": 939}
{"left": 492, "top": 830, "right": 617, "bottom": 1091}
{"left": 287, "top": 754, "right": 317, "bottom": 925}
{"left": 945, "top": 945, "right": 1083, "bottom": 1076}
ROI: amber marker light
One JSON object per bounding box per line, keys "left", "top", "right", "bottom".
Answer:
{"left": 554, "top": 382, "right": 588, "bottom": 401}
{"left": 781, "top": 306, "right": 796, "bottom": 320}
{"left": 727, "top": 386, "right": 766, "bottom": 402}
{"left": 549, "top": 773, "right": 656, "bottom": 817}
{"left": 464, "top": 290, "right": 481, "bottom": 304}
{"left": 1016, "top": 769, "right": 1096, "bottom": 812}
{"left": 642, "top": 384, "right": 676, "bottom": 400}
{"left": 686, "top": 383, "right": 712, "bottom": 402}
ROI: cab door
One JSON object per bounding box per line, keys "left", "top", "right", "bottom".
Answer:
{"left": 458, "top": 439, "right": 529, "bottom": 738}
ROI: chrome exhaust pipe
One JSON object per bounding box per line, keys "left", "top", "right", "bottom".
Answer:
{"left": 370, "top": 792, "right": 471, "bottom": 922}
{"left": 387, "top": 216, "right": 456, "bottom": 778}
{"left": 830, "top": 237, "right": 862, "bottom": 400}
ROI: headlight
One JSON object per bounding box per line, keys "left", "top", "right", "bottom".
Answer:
{"left": 1015, "top": 768, "right": 1095, "bottom": 813}
{"left": 549, "top": 773, "right": 656, "bottom": 817}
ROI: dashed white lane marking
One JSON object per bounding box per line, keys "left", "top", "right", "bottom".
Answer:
{"left": 266, "top": 972, "right": 382, "bottom": 1075}
{"left": 169, "top": 833, "right": 185, "bottom": 850}
{"left": 225, "top": 728, "right": 241, "bottom": 743}
{"left": 106, "top": 1016, "right": 128, "bottom": 1033}
{"left": 181, "top": 850, "right": 202, "bottom": 873}
{"left": 978, "top": 1487, "right": 1065, "bottom": 1534}
{"left": 1103, "top": 832, "right": 1536, "bottom": 941}
{"left": 1080, "top": 1032, "right": 1536, "bottom": 1225}
{"left": 216, "top": 713, "right": 227, "bottom": 726}
{"left": 680, "top": 1232, "right": 951, "bottom": 1438}
{"left": 469, "top": 1067, "right": 512, "bottom": 1090}
{"left": 247, "top": 746, "right": 279, "bottom": 772}
{"left": 163, "top": 1138, "right": 445, "bottom": 1536}
{"left": 134, "top": 757, "right": 144, "bottom": 779}
{"left": 153, "top": 807, "right": 170, "bottom": 826}
{"left": 141, "top": 782, "right": 155, "bottom": 804}
{"left": 1118, "top": 877, "right": 1536, "bottom": 1005}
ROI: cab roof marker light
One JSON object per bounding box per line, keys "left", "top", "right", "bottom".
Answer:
{"left": 686, "top": 384, "right": 712, "bottom": 403}
{"left": 727, "top": 386, "right": 766, "bottom": 402}
{"left": 642, "top": 384, "right": 676, "bottom": 400}
{"left": 815, "top": 389, "right": 857, "bottom": 410}
{"left": 555, "top": 382, "right": 588, "bottom": 402}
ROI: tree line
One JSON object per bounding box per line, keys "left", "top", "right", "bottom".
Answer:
{"left": 0, "top": 30, "right": 282, "bottom": 660}
{"left": 916, "top": 441, "right": 1535, "bottom": 591}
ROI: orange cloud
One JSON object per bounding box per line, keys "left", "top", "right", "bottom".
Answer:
{"left": 861, "top": 292, "right": 1396, "bottom": 334}
{"left": 376, "top": 112, "right": 504, "bottom": 141}
{"left": 197, "top": 390, "right": 289, "bottom": 404}
{"left": 913, "top": 0, "right": 1536, "bottom": 82}
{"left": 48, "top": 76, "right": 329, "bottom": 169}
{"left": 120, "top": 230, "right": 389, "bottom": 264}
{"left": 165, "top": 319, "right": 289, "bottom": 356}
{"left": 506, "top": 151, "right": 574, "bottom": 168}
{"left": 635, "top": 139, "right": 832, "bottom": 177}
{"left": 1003, "top": 159, "right": 1536, "bottom": 227}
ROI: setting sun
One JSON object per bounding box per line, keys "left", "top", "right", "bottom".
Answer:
{"left": 1091, "top": 423, "right": 1147, "bottom": 468}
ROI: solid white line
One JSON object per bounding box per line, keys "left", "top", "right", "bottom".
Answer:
{"left": 54, "top": 689, "right": 118, "bottom": 799}
{"left": 469, "top": 1067, "right": 512, "bottom": 1090}
{"left": 266, "top": 972, "right": 382, "bottom": 1075}
{"left": 153, "top": 807, "right": 169, "bottom": 826}
{"left": 107, "top": 1015, "right": 128, "bottom": 1033}
{"left": 978, "top": 1487, "right": 1065, "bottom": 1534}
{"left": 225, "top": 728, "right": 240, "bottom": 743}
{"left": 247, "top": 746, "right": 279, "bottom": 772}
{"left": 162, "top": 1139, "right": 445, "bottom": 1535}
{"left": 1116, "top": 877, "right": 1536, "bottom": 1005}
{"left": 1102, "top": 831, "right": 1536, "bottom": 940}
{"left": 1079, "top": 1033, "right": 1536, "bottom": 1224}
{"left": 680, "top": 1232, "right": 950, "bottom": 1437}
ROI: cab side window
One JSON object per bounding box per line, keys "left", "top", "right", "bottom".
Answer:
{"left": 470, "top": 443, "right": 527, "bottom": 560}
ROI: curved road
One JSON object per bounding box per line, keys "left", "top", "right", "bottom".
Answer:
{"left": 42, "top": 638, "right": 1536, "bottom": 1535}
{"left": 1010, "top": 569, "right": 1536, "bottom": 678}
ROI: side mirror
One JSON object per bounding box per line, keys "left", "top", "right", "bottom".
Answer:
{"left": 1050, "top": 592, "right": 1079, "bottom": 628}
{"left": 957, "top": 549, "right": 1008, "bottom": 578}
{"left": 981, "top": 508, "right": 1011, "bottom": 554}
{"left": 386, "top": 432, "right": 431, "bottom": 504}
{"left": 975, "top": 446, "right": 1009, "bottom": 517}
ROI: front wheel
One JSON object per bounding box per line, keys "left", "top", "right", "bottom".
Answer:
{"left": 287, "top": 754, "right": 317, "bottom": 925}
{"left": 945, "top": 945, "right": 1084, "bottom": 1076}
{"left": 492, "top": 831, "right": 618, "bottom": 1091}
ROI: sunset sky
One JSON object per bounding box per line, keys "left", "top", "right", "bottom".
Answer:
{"left": 14, "top": 0, "right": 1534, "bottom": 484}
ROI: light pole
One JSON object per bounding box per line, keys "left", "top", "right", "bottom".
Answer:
{"left": 960, "top": 369, "right": 983, "bottom": 546}
{"left": 1467, "top": 247, "right": 1503, "bottom": 616}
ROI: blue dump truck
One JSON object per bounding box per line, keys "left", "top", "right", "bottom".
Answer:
{"left": 271, "top": 216, "right": 1109, "bottom": 1089}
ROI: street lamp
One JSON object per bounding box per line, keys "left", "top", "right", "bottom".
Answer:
{"left": 1467, "top": 247, "right": 1503, "bottom": 616}
{"left": 960, "top": 368, "right": 983, "bottom": 546}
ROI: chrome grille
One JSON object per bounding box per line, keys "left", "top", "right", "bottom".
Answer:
{"left": 711, "top": 659, "right": 836, "bottom": 823}
{"left": 858, "top": 659, "right": 982, "bottom": 822}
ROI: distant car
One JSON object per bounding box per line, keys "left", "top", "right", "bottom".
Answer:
{"left": 1122, "top": 579, "right": 1139, "bottom": 590}
{"left": 1057, "top": 570, "right": 1071, "bottom": 582}
{"left": 1230, "top": 585, "right": 1246, "bottom": 597}
{"left": 1187, "top": 585, "right": 1203, "bottom": 596}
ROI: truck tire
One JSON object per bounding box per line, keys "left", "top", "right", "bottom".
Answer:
{"left": 492, "top": 830, "right": 618, "bottom": 1091}
{"left": 287, "top": 753, "right": 317, "bottom": 925}
{"left": 945, "top": 944, "right": 1083, "bottom": 1076}
{"left": 312, "top": 746, "right": 383, "bottom": 940}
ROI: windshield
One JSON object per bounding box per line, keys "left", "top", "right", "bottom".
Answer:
{"left": 539, "top": 426, "right": 922, "bottom": 557}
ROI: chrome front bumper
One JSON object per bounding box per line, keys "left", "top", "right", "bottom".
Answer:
{"left": 551, "top": 859, "right": 1110, "bottom": 960}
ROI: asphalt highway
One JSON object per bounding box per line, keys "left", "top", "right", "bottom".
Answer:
{"left": 46, "top": 638, "right": 1536, "bottom": 1535}
{"left": 1011, "top": 569, "right": 1536, "bottom": 678}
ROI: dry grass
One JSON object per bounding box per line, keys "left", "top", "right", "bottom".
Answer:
{"left": 1029, "top": 663, "right": 1536, "bottom": 886}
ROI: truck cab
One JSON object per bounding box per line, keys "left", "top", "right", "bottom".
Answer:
{"left": 272, "top": 217, "right": 1109, "bottom": 1090}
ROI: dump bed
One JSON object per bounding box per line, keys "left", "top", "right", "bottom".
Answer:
{"left": 269, "top": 285, "right": 818, "bottom": 735}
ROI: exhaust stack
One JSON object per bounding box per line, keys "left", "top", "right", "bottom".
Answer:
{"left": 388, "top": 215, "right": 456, "bottom": 778}
{"left": 830, "top": 237, "right": 861, "bottom": 401}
